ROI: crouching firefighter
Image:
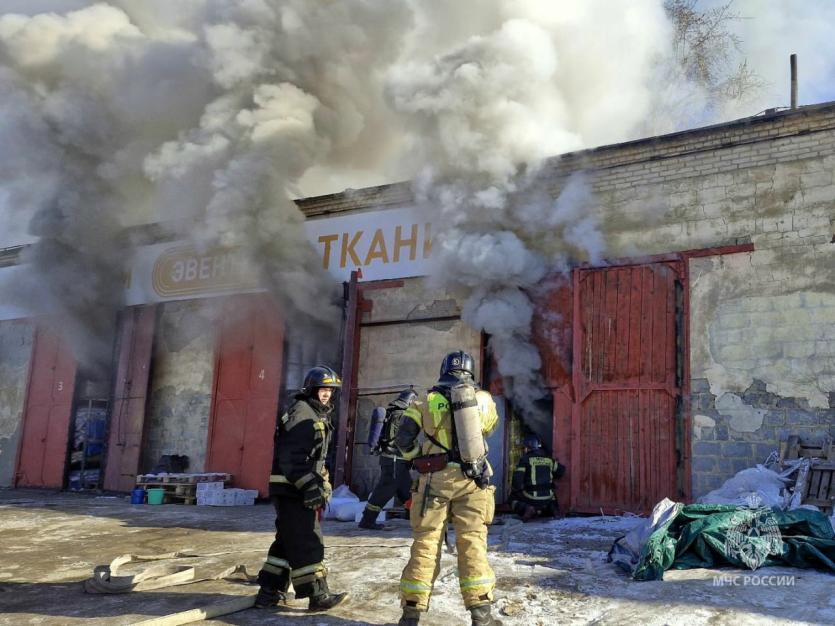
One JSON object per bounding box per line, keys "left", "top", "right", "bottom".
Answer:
{"left": 510, "top": 435, "right": 566, "bottom": 522}
{"left": 396, "top": 351, "right": 502, "bottom": 626}
{"left": 359, "top": 387, "right": 418, "bottom": 530}
{"left": 255, "top": 365, "right": 349, "bottom": 611}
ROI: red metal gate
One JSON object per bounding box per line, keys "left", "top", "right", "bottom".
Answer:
{"left": 15, "top": 326, "right": 78, "bottom": 488}
{"left": 206, "top": 295, "right": 284, "bottom": 496}
{"left": 571, "top": 262, "right": 684, "bottom": 514}
{"left": 103, "top": 305, "right": 157, "bottom": 492}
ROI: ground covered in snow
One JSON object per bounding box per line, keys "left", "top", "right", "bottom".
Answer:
{"left": 0, "top": 490, "right": 833, "bottom": 625}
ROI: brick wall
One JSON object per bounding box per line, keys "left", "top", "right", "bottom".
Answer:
{"left": 552, "top": 107, "right": 835, "bottom": 499}
{"left": 691, "top": 378, "right": 835, "bottom": 496}
{"left": 295, "top": 105, "right": 835, "bottom": 501}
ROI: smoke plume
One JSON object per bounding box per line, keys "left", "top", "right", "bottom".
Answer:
{"left": 2, "top": 0, "right": 833, "bottom": 433}
{"left": 0, "top": 0, "right": 415, "bottom": 371}
{"left": 384, "top": 0, "right": 669, "bottom": 436}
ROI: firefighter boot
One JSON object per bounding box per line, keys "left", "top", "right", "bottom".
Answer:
{"left": 469, "top": 604, "right": 503, "bottom": 626}
{"left": 398, "top": 605, "right": 421, "bottom": 626}
{"left": 254, "top": 586, "right": 287, "bottom": 608}
{"left": 358, "top": 507, "right": 386, "bottom": 530}
{"left": 307, "top": 578, "right": 349, "bottom": 611}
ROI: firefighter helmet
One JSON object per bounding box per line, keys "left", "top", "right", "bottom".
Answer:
{"left": 397, "top": 387, "right": 418, "bottom": 406}
{"left": 523, "top": 435, "right": 542, "bottom": 450}
{"left": 301, "top": 365, "right": 342, "bottom": 395}
{"left": 439, "top": 350, "right": 475, "bottom": 379}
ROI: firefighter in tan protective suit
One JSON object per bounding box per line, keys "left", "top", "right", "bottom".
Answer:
{"left": 395, "top": 351, "right": 502, "bottom": 626}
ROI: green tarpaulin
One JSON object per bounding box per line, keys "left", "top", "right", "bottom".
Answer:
{"left": 625, "top": 504, "right": 835, "bottom": 581}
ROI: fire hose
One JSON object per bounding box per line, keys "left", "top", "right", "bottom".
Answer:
{"left": 83, "top": 550, "right": 261, "bottom": 626}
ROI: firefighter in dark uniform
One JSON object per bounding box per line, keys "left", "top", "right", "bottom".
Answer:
{"left": 255, "top": 365, "right": 348, "bottom": 610}
{"left": 510, "top": 435, "right": 566, "bottom": 522}
{"left": 359, "top": 388, "right": 418, "bottom": 530}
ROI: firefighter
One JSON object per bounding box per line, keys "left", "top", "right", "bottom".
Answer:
{"left": 358, "top": 387, "right": 418, "bottom": 530}
{"left": 255, "top": 365, "right": 348, "bottom": 611}
{"left": 509, "top": 435, "right": 566, "bottom": 522}
{"left": 395, "top": 350, "right": 502, "bottom": 626}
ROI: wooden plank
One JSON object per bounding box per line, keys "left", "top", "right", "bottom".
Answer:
{"left": 137, "top": 473, "right": 231, "bottom": 484}
{"left": 665, "top": 266, "right": 677, "bottom": 391}
{"left": 594, "top": 269, "right": 605, "bottom": 385}
{"left": 818, "top": 470, "right": 833, "bottom": 502}
{"left": 600, "top": 392, "right": 611, "bottom": 507}
{"left": 615, "top": 268, "right": 631, "bottom": 381}
{"left": 650, "top": 267, "right": 666, "bottom": 384}
{"left": 638, "top": 389, "right": 649, "bottom": 512}
{"left": 809, "top": 470, "right": 822, "bottom": 500}
{"left": 604, "top": 269, "right": 619, "bottom": 384}
{"left": 612, "top": 391, "right": 621, "bottom": 509}
{"left": 639, "top": 267, "right": 654, "bottom": 385}
{"left": 782, "top": 435, "right": 800, "bottom": 461}
{"left": 570, "top": 269, "right": 583, "bottom": 513}
{"left": 626, "top": 267, "right": 643, "bottom": 384}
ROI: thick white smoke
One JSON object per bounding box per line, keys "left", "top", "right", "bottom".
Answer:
{"left": 385, "top": 0, "right": 670, "bottom": 434}
{"left": 0, "top": 0, "right": 415, "bottom": 370}
{"left": 2, "top": 0, "right": 832, "bottom": 429}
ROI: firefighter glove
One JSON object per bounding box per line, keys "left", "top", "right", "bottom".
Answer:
{"left": 295, "top": 473, "right": 326, "bottom": 510}
{"left": 302, "top": 483, "right": 327, "bottom": 510}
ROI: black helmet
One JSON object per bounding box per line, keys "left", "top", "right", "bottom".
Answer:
{"left": 439, "top": 350, "right": 475, "bottom": 379}
{"left": 301, "top": 365, "right": 342, "bottom": 396}
{"left": 523, "top": 435, "right": 542, "bottom": 450}
{"left": 397, "top": 387, "right": 418, "bottom": 406}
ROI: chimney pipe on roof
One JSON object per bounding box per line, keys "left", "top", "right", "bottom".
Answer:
{"left": 790, "top": 54, "right": 798, "bottom": 109}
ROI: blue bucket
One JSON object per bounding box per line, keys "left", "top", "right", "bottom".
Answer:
{"left": 131, "top": 488, "right": 146, "bottom": 504}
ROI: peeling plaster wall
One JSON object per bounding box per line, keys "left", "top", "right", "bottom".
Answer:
{"left": 535, "top": 108, "right": 835, "bottom": 499}
{"left": 690, "top": 378, "right": 835, "bottom": 496}
{"left": 141, "top": 300, "right": 216, "bottom": 474}
{"left": 0, "top": 320, "right": 34, "bottom": 486}
{"left": 351, "top": 278, "right": 481, "bottom": 497}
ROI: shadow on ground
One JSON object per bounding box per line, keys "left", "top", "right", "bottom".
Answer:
{"left": 0, "top": 581, "right": 396, "bottom": 625}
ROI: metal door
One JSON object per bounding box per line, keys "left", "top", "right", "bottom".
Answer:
{"left": 15, "top": 327, "right": 78, "bottom": 488}
{"left": 103, "top": 305, "right": 157, "bottom": 492}
{"left": 571, "top": 262, "right": 684, "bottom": 514}
{"left": 206, "top": 296, "right": 284, "bottom": 496}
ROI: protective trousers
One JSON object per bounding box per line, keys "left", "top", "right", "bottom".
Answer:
{"left": 512, "top": 497, "right": 557, "bottom": 517}
{"left": 363, "top": 456, "right": 412, "bottom": 518}
{"left": 257, "top": 495, "right": 326, "bottom": 598}
{"left": 400, "top": 465, "right": 496, "bottom": 610}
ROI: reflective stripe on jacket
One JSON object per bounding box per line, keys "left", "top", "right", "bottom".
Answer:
{"left": 512, "top": 451, "right": 560, "bottom": 500}
{"left": 269, "top": 395, "right": 333, "bottom": 495}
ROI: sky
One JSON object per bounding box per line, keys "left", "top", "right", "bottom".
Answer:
{"left": 1, "top": 1, "right": 835, "bottom": 250}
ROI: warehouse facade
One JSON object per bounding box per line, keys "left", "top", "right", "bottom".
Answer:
{"left": 1, "top": 102, "right": 834, "bottom": 512}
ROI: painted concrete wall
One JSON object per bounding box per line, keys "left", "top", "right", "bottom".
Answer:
{"left": 350, "top": 278, "right": 481, "bottom": 497}
{"left": 537, "top": 107, "right": 835, "bottom": 498}
{"left": 0, "top": 320, "right": 34, "bottom": 486}
{"left": 141, "top": 300, "right": 216, "bottom": 474}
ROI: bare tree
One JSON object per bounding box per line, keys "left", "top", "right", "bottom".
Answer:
{"left": 664, "top": 0, "right": 765, "bottom": 109}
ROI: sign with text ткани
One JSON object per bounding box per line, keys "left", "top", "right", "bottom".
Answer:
{"left": 304, "top": 206, "right": 433, "bottom": 282}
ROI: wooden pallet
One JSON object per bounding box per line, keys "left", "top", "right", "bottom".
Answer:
{"left": 781, "top": 436, "right": 835, "bottom": 514}
{"left": 135, "top": 473, "right": 232, "bottom": 506}
{"left": 800, "top": 463, "right": 835, "bottom": 513}
{"left": 780, "top": 435, "right": 835, "bottom": 462}
{"left": 136, "top": 472, "right": 231, "bottom": 485}
{"left": 136, "top": 482, "right": 198, "bottom": 505}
